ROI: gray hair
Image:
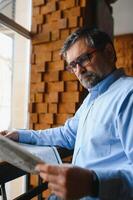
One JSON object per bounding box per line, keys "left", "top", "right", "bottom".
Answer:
{"left": 60, "top": 27, "right": 117, "bottom": 61}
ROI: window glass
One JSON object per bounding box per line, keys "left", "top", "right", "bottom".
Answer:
{"left": 0, "top": 0, "right": 15, "bottom": 20}
{"left": 0, "top": 31, "right": 13, "bottom": 130}
{"left": 0, "top": 1, "right": 31, "bottom": 198}
{"left": 0, "top": 0, "right": 31, "bottom": 30}
{"left": 0, "top": 21, "right": 31, "bottom": 131}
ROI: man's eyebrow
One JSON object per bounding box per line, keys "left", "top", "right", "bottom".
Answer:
{"left": 69, "top": 53, "right": 85, "bottom": 64}
{"left": 76, "top": 52, "right": 88, "bottom": 62}
{"left": 68, "top": 57, "right": 78, "bottom": 65}
{"left": 67, "top": 51, "right": 90, "bottom": 65}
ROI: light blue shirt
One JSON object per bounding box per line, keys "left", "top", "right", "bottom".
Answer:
{"left": 18, "top": 68, "right": 133, "bottom": 200}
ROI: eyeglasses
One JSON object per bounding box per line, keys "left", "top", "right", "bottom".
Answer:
{"left": 66, "top": 49, "right": 97, "bottom": 73}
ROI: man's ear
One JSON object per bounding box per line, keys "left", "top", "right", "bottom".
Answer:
{"left": 104, "top": 43, "right": 116, "bottom": 62}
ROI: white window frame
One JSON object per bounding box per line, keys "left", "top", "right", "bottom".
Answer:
{"left": 0, "top": 0, "right": 32, "bottom": 198}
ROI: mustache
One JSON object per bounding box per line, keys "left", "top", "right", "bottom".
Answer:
{"left": 79, "top": 71, "right": 102, "bottom": 88}
{"left": 80, "top": 71, "right": 99, "bottom": 79}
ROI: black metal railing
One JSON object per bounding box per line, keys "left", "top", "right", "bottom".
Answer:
{"left": 0, "top": 148, "right": 73, "bottom": 200}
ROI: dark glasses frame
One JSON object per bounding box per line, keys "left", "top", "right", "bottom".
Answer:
{"left": 66, "top": 49, "right": 97, "bottom": 73}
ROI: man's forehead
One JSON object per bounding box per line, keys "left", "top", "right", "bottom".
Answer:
{"left": 65, "top": 39, "right": 92, "bottom": 62}
{"left": 70, "top": 38, "right": 89, "bottom": 48}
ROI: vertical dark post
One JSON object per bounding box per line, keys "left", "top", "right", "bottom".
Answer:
{"left": 83, "top": 0, "right": 114, "bottom": 38}
{"left": 0, "top": 183, "right": 7, "bottom": 200}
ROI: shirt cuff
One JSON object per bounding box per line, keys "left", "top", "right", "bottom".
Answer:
{"left": 91, "top": 170, "right": 99, "bottom": 197}
{"left": 18, "top": 130, "right": 33, "bottom": 144}
{"left": 95, "top": 170, "right": 122, "bottom": 200}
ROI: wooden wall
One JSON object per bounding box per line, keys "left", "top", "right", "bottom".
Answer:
{"left": 30, "top": 0, "right": 87, "bottom": 131}
{"left": 114, "top": 34, "right": 133, "bottom": 75}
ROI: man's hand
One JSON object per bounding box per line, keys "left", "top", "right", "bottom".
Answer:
{"left": 36, "top": 164, "right": 94, "bottom": 200}
{"left": 0, "top": 130, "right": 19, "bottom": 141}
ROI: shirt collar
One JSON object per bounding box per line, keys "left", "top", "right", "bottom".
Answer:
{"left": 88, "top": 68, "right": 125, "bottom": 101}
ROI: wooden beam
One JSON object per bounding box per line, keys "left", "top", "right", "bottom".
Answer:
{"left": 105, "top": 0, "right": 118, "bottom": 4}
{"left": 0, "top": 13, "right": 32, "bottom": 39}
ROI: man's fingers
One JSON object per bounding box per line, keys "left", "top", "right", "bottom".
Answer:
{"left": 0, "top": 130, "right": 8, "bottom": 136}
{"left": 48, "top": 183, "right": 66, "bottom": 200}
{"left": 5, "top": 131, "right": 19, "bottom": 141}
{"left": 0, "top": 130, "right": 19, "bottom": 141}
{"left": 36, "top": 164, "right": 71, "bottom": 186}
{"left": 39, "top": 172, "right": 58, "bottom": 183}
{"left": 39, "top": 172, "right": 48, "bottom": 181}
{"left": 36, "top": 164, "right": 61, "bottom": 175}
{"left": 48, "top": 182, "right": 61, "bottom": 192}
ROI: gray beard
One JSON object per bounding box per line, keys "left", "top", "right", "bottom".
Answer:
{"left": 78, "top": 71, "right": 102, "bottom": 89}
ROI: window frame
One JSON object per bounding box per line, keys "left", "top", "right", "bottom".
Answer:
{"left": 0, "top": 5, "right": 32, "bottom": 199}
{"left": 0, "top": 13, "right": 32, "bottom": 39}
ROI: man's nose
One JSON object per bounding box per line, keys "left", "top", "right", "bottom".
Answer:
{"left": 75, "top": 63, "right": 85, "bottom": 75}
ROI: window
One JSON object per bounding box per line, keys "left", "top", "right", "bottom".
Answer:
{"left": 0, "top": 0, "right": 31, "bottom": 130}
{"left": 0, "top": 0, "right": 15, "bottom": 20}
{"left": 0, "top": 0, "right": 32, "bottom": 198}
{"left": 0, "top": 31, "right": 13, "bottom": 130}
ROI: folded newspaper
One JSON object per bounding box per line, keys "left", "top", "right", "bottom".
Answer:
{"left": 0, "top": 135, "right": 61, "bottom": 174}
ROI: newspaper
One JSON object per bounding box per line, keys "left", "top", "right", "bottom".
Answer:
{"left": 0, "top": 135, "right": 61, "bottom": 174}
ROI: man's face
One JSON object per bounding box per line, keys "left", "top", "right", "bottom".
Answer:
{"left": 66, "top": 39, "right": 113, "bottom": 89}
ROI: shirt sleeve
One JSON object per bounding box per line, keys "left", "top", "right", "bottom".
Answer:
{"left": 18, "top": 96, "right": 89, "bottom": 149}
{"left": 95, "top": 168, "right": 133, "bottom": 200}
{"left": 116, "top": 90, "right": 133, "bottom": 163}
{"left": 95, "top": 90, "right": 133, "bottom": 199}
